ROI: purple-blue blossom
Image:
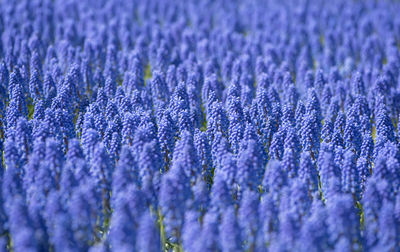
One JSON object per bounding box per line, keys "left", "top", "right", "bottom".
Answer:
{"left": 0, "top": 0, "right": 399, "bottom": 250}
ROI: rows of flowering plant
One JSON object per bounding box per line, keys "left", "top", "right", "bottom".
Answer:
{"left": 0, "top": 0, "right": 400, "bottom": 251}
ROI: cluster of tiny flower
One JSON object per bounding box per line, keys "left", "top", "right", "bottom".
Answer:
{"left": 0, "top": 0, "right": 399, "bottom": 251}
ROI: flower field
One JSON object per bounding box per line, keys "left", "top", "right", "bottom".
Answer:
{"left": 0, "top": 0, "right": 399, "bottom": 251}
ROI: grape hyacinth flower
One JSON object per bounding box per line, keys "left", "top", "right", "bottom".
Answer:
{"left": 0, "top": 0, "right": 398, "bottom": 251}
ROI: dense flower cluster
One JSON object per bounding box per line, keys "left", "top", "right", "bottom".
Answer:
{"left": 0, "top": 0, "right": 400, "bottom": 251}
